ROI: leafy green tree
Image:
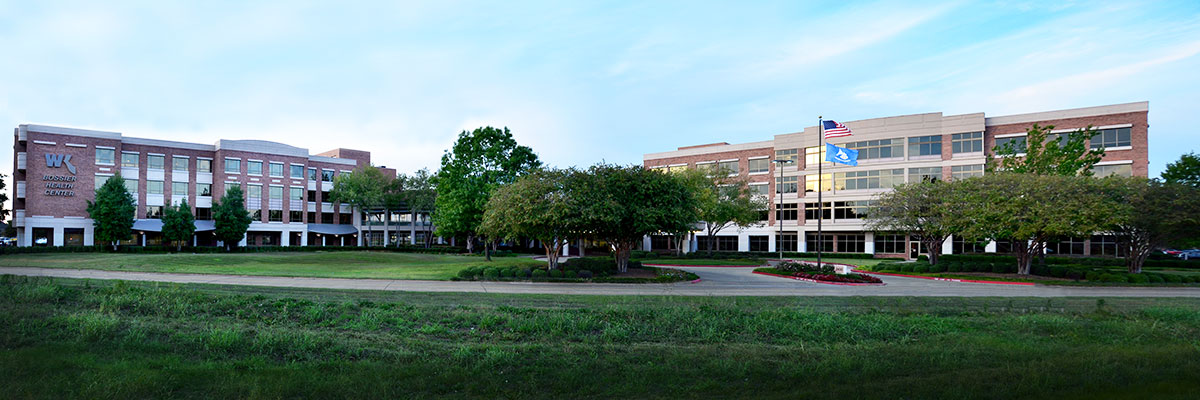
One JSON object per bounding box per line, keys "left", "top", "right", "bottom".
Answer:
{"left": 330, "top": 165, "right": 392, "bottom": 245}
{"left": 162, "top": 199, "right": 196, "bottom": 252}
{"left": 679, "top": 168, "right": 766, "bottom": 257}
{"left": 989, "top": 123, "right": 1105, "bottom": 176}
{"left": 481, "top": 168, "right": 577, "bottom": 270}
{"left": 1104, "top": 177, "right": 1200, "bottom": 273}
{"left": 213, "top": 185, "right": 253, "bottom": 251}
{"left": 398, "top": 168, "right": 438, "bottom": 248}
{"left": 953, "top": 173, "right": 1113, "bottom": 275}
{"left": 433, "top": 126, "right": 541, "bottom": 258}
{"left": 86, "top": 172, "right": 136, "bottom": 250}
{"left": 1161, "top": 152, "right": 1200, "bottom": 187}
{"left": 571, "top": 164, "right": 699, "bottom": 273}
{"left": 866, "top": 180, "right": 961, "bottom": 265}
{"left": 0, "top": 173, "right": 9, "bottom": 225}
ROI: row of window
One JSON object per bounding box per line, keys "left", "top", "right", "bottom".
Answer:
{"left": 94, "top": 149, "right": 342, "bottom": 181}
{"left": 672, "top": 234, "right": 1125, "bottom": 256}
{"left": 143, "top": 206, "right": 352, "bottom": 225}
{"left": 993, "top": 127, "right": 1133, "bottom": 153}
{"left": 693, "top": 158, "right": 772, "bottom": 175}
{"left": 98, "top": 176, "right": 343, "bottom": 203}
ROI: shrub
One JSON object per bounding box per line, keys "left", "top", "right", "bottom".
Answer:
{"left": 549, "top": 270, "right": 565, "bottom": 278}
{"left": 900, "top": 264, "right": 915, "bottom": 273}
{"left": 1101, "top": 273, "right": 1129, "bottom": 283}
{"left": 1049, "top": 266, "right": 1067, "bottom": 278}
{"left": 457, "top": 267, "right": 480, "bottom": 279}
{"left": 1127, "top": 274, "right": 1149, "bottom": 284}
{"left": 913, "top": 265, "right": 929, "bottom": 273}
{"left": 1164, "top": 274, "right": 1183, "bottom": 283}
{"left": 993, "top": 263, "right": 1010, "bottom": 274}
{"left": 1183, "top": 276, "right": 1197, "bottom": 283}
{"left": 1085, "top": 271, "right": 1100, "bottom": 281}
{"left": 482, "top": 268, "right": 500, "bottom": 280}
{"left": 565, "top": 270, "right": 578, "bottom": 279}
{"left": 1065, "top": 268, "right": 1085, "bottom": 281}
{"left": 929, "top": 263, "right": 946, "bottom": 273}
{"left": 946, "top": 263, "right": 961, "bottom": 273}
{"left": 1147, "top": 274, "right": 1165, "bottom": 283}
{"left": 630, "top": 250, "right": 657, "bottom": 259}
{"left": 577, "top": 270, "right": 594, "bottom": 279}
{"left": 499, "top": 268, "right": 515, "bottom": 278}
{"left": 562, "top": 257, "right": 618, "bottom": 276}
{"left": 517, "top": 268, "right": 532, "bottom": 278}
{"left": 531, "top": 269, "right": 548, "bottom": 279}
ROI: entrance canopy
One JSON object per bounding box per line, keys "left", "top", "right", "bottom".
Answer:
{"left": 132, "top": 220, "right": 216, "bottom": 232}
{"left": 307, "top": 223, "right": 358, "bottom": 235}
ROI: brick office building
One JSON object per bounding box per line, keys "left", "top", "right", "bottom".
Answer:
{"left": 9, "top": 124, "right": 431, "bottom": 247}
{"left": 642, "top": 101, "right": 1150, "bottom": 258}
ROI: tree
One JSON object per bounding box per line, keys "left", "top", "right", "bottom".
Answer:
{"left": 398, "top": 168, "right": 437, "bottom": 248}
{"left": 1105, "top": 177, "right": 1200, "bottom": 273}
{"left": 571, "top": 164, "right": 699, "bottom": 273}
{"left": 1161, "top": 152, "right": 1200, "bottom": 188}
{"left": 953, "top": 173, "right": 1113, "bottom": 275}
{"left": 0, "top": 173, "right": 9, "bottom": 225}
{"left": 162, "top": 199, "right": 196, "bottom": 252}
{"left": 213, "top": 185, "right": 253, "bottom": 251}
{"left": 866, "top": 180, "right": 961, "bottom": 265}
{"left": 86, "top": 172, "right": 136, "bottom": 250}
{"left": 989, "top": 123, "right": 1105, "bottom": 176}
{"left": 432, "top": 126, "right": 541, "bottom": 259}
{"left": 481, "top": 168, "right": 577, "bottom": 270}
{"left": 330, "top": 165, "right": 392, "bottom": 245}
{"left": 679, "top": 168, "right": 766, "bottom": 257}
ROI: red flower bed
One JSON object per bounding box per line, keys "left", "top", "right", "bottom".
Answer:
{"left": 792, "top": 272, "right": 883, "bottom": 284}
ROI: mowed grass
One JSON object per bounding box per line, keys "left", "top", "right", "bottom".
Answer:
{"left": 4, "top": 276, "right": 1200, "bottom": 399}
{"left": 0, "top": 252, "right": 545, "bottom": 280}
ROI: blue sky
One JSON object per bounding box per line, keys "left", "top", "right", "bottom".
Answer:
{"left": 3, "top": 0, "right": 1199, "bottom": 190}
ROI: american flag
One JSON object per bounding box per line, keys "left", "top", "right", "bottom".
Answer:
{"left": 822, "top": 120, "right": 852, "bottom": 139}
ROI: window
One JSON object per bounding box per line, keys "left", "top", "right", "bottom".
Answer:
{"left": 289, "top": 210, "right": 303, "bottom": 223}
{"left": 951, "top": 165, "right": 984, "bottom": 180}
{"left": 650, "top": 235, "right": 675, "bottom": 251}
{"left": 805, "top": 233, "right": 834, "bottom": 253}
{"left": 225, "top": 158, "right": 240, "bottom": 173}
{"left": 845, "top": 139, "right": 903, "bottom": 160}
{"left": 269, "top": 162, "right": 284, "bottom": 177}
{"left": 776, "top": 176, "right": 798, "bottom": 193}
{"left": 309, "top": 168, "right": 318, "bottom": 181}
{"left": 834, "top": 169, "right": 904, "bottom": 190}
{"left": 146, "top": 206, "right": 163, "bottom": 219}
{"left": 951, "top": 132, "right": 984, "bottom": 154}
{"left": 307, "top": 190, "right": 317, "bottom": 202}
{"left": 269, "top": 186, "right": 283, "bottom": 200}
{"left": 833, "top": 201, "right": 874, "bottom": 220}
{"left": 909, "top": 167, "right": 942, "bottom": 183}
{"left": 172, "top": 182, "right": 188, "bottom": 196}
{"left": 1090, "top": 127, "right": 1132, "bottom": 149}
{"left": 339, "top": 213, "right": 353, "bottom": 225}
{"left": 269, "top": 210, "right": 283, "bottom": 222}
{"left": 247, "top": 161, "right": 263, "bottom": 175}
{"left": 307, "top": 212, "right": 316, "bottom": 223}
{"left": 195, "top": 207, "right": 212, "bottom": 220}
{"left": 147, "top": 180, "right": 164, "bottom": 195}
{"left": 291, "top": 165, "right": 304, "bottom": 179}
{"left": 121, "top": 152, "right": 139, "bottom": 167}
{"left": 1092, "top": 164, "right": 1132, "bottom": 178}
{"left": 124, "top": 179, "right": 138, "bottom": 194}
{"left": 321, "top": 191, "right": 331, "bottom": 202}
{"left": 197, "top": 183, "right": 212, "bottom": 197}
{"left": 749, "top": 236, "right": 769, "bottom": 252}
{"left": 875, "top": 234, "right": 906, "bottom": 254}
{"left": 775, "top": 149, "right": 798, "bottom": 164}
{"left": 953, "top": 237, "right": 986, "bottom": 254}
{"left": 718, "top": 160, "right": 739, "bottom": 175}
{"left": 748, "top": 158, "right": 769, "bottom": 174}
{"left": 695, "top": 162, "right": 716, "bottom": 174}
{"left": 322, "top": 213, "right": 334, "bottom": 224}
{"left": 805, "top": 174, "right": 832, "bottom": 193}
{"left": 696, "top": 236, "right": 738, "bottom": 252}
{"left": 1090, "top": 235, "right": 1125, "bottom": 257}
{"left": 173, "top": 156, "right": 188, "bottom": 171}
{"left": 95, "top": 148, "right": 115, "bottom": 165}
{"left": 252, "top": 210, "right": 262, "bottom": 220}
{"left": 197, "top": 159, "right": 212, "bottom": 173}
{"left": 776, "top": 233, "right": 798, "bottom": 252}
{"left": 994, "top": 136, "right": 1026, "bottom": 153}
{"left": 148, "top": 155, "right": 165, "bottom": 170}
{"left": 749, "top": 183, "right": 769, "bottom": 196}
{"left": 290, "top": 187, "right": 304, "bottom": 201}
{"left": 1048, "top": 237, "right": 1086, "bottom": 256}
{"left": 94, "top": 175, "right": 111, "bottom": 189}
{"left": 322, "top": 170, "right": 335, "bottom": 182}
{"left": 775, "top": 203, "right": 798, "bottom": 221}
{"left": 836, "top": 234, "right": 865, "bottom": 253}
{"left": 908, "top": 135, "right": 942, "bottom": 157}
{"left": 247, "top": 184, "right": 262, "bottom": 199}
{"left": 804, "top": 147, "right": 828, "bottom": 167}
{"left": 804, "top": 202, "right": 831, "bottom": 220}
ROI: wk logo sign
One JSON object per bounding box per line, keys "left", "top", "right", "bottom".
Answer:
{"left": 46, "top": 154, "right": 77, "bottom": 175}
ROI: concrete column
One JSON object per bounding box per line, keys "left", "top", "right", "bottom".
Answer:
{"left": 23, "top": 227, "right": 32, "bottom": 247}
{"left": 737, "top": 232, "right": 750, "bottom": 252}
{"left": 562, "top": 239, "right": 570, "bottom": 256}
{"left": 768, "top": 232, "right": 777, "bottom": 253}
{"left": 985, "top": 240, "right": 997, "bottom": 253}
{"left": 798, "top": 234, "right": 808, "bottom": 253}
{"left": 282, "top": 231, "right": 290, "bottom": 247}
{"left": 84, "top": 226, "right": 94, "bottom": 246}
{"left": 864, "top": 232, "right": 875, "bottom": 255}
{"left": 193, "top": 235, "right": 198, "bottom": 247}
{"left": 301, "top": 231, "right": 308, "bottom": 246}
{"left": 942, "top": 235, "right": 954, "bottom": 255}
{"left": 642, "top": 236, "right": 652, "bottom": 251}
{"left": 239, "top": 233, "right": 248, "bottom": 247}
{"left": 410, "top": 211, "right": 417, "bottom": 245}
{"left": 141, "top": 234, "right": 146, "bottom": 247}
{"left": 52, "top": 226, "right": 64, "bottom": 246}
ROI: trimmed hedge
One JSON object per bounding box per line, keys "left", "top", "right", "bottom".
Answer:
{"left": 0, "top": 244, "right": 467, "bottom": 255}
{"left": 659, "top": 251, "right": 877, "bottom": 260}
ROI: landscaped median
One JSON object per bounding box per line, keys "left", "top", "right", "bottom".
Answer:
{"left": 753, "top": 261, "right": 885, "bottom": 286}
{"left": 864, "top": 255, "right": 1200, "bottom": 286}
{"left": 453, "top": 257, "right": 700, "bottom": 284}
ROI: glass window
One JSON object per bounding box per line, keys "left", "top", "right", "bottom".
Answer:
{"left": 197, "top": 183, "right": 212, "bottom": 197}
{"left": 775, "top": 203, "right": 798, "bottom": 220}
{"left": 951, "top": 132, "right": 984, "bottom": 154}
{"left": 804, "top": 147, "right": 828, "bottom": 167}
{"left": 1090, "top": 235, "right": 1125, "bottom": 257}
{"left": 125, "top": 179, "right": 138, "bottom": 194}
{"left": 247, "top": 184, "right": 262, "bottom": 199}
{"left": 269, "top": 186, "right": 283, "bottom": 199}
{"left": 805, "top": 174, "right": 832, "bottom": 193}
{"left": 695, "top": 162, "right": 716, "bottom": 174}
{"left": 749, "top": 236, "right": 769, "bottom": 252}
{"left": 747, "top": 158, "right": 769, "bottom": 174}
{"left": 148, "top": 155, "right": 165, "bottom": 170}
{"left": 832, "top": 200, "right": 875, "bottom": 220}
{"left": 836, "top": 234, "right": 865, "bottom": 253}
{"left": 321, "top": 191, "right": 330, "bottom": 202}
{"left": 147, "top": 180, "right": 164, "bottom": 195}
{"left": 953, "top": 237, "right": 987, "bottom": 254}
{"left": 247, "top": 161, "right": 263, "bottom": 175}
{"left": 775, "top": 176, "right": 798, "bottom": 193}
{"left": 908, "top": 135, "right": 942, "bottom": 157}
{"left": 289, "top": 210, "right": 303, "bottom": 223}
{"left": 309, "top": 168, "right": 318, "bottom": 181}
{"left": 697, "top": 236, "right": 738, "bottom": 252}
{"left": 749, "top": 183, "right": 769, "bottom": 196}
{"left": 322, "top": 170, "right": 335, "bottom": 182}
{"left": 994, "top": 136, "right": 1026, "bottom": 153}
{"left": 121, "top": 152, "right": 139, "bottom": 167}
{"left": 1090, "top": 127, "right": 1132, "bottom": 149}
{"left": 307, "top": 190, "right": 317, "bottom": 202}
{"left": 1048, "top": 237, "right": 1086, "bottom": 256}
{"left": 197, "top": 159, "right": 212, "bottom": 173}
{"left": 845, "top": 138, "right": 903, "bottom": 160}
{"left": 717, "top": 160, "right": 739, "bottom": 175}
{"left": 172, "top": 156, "right": 188, "bottom": 171}
{"left": 1092, "top": 164, "right": 1133, "bottom": 178}
{"left": 834, "top": 169, "right": 904, "bottom": 190}
{"left": 269, "top": 210, "right": 283, "bottom": 222}
{"left": 95, "top": 148, "right": 115, "bottom": 165}
{"left": 805, "top": 233, "right": 834, "bottom": 253}
{"left": 951, "top": 165, "right": 984, "bottom": 180}
{"left": 95, "top": 175, "right": 111, "bottom": 190}
{"left": 322, "top": 213, "right": 334, "bottom": 224}
{"left": 909, "top": 167, "right": 942, "bottom": 183}
{"left": 290, "top": 165, "right": 304, "bottom": 179}
{"left": 775, "top": 233, "right": 798, "bottom": 252}
{"left": 252, "top": 210, "right": 262, "bottom": 220}
{"left": 172, "top": 182, "right": 188, "bottom": 196}
{"left": 290, "top": 187, "right": 304, "bottom": 200}
{"left": 339, "top": 213, "right": 352, "bottom": 225}
{"left": 225, "top": 158, "right": 240, "bottom": 173}
{"left": 269, "top": 162, "right": 284, "bottom": 177}
{"left": 774, "top": 149, "right": 798, "bottom": 164}
{"left": 196, "top": 207, "right": 212, "bottom": 220}
{"left": 146, "top": 206, "right": 163, "bottom": 219}
{"left": 804, "top": 202, "right": 831, "bottom": 220}
{"left": 875, "top": 234, "right": 906, "bottom": 254}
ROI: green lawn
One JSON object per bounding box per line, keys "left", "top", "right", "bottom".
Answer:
{"left": 0, "top": 252, "right": 545, "bottom": 280}
{"left": 4, "top": 276, "right": 1200, "bottom": 399}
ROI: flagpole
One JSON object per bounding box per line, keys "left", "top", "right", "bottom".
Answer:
{"left": 817, "top": 116, "right": 823, "bottom": 270}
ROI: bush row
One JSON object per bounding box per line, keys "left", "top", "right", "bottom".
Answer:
{"left": 637, "top": 251, "right": 877, "bottom": 260}
{"left": 0, "top": 245, "right": 467, "bottom": 255}
{"left": 455, "top": 265, "right": 594, "bottom": 280}
{"left": 873, "top": 261, "right": 1200, "bottom": 284}
{"left": 755, "top": 267, "right": 882, "bottom": 284}
{"left": 931, "top": 254, "right": 1200, "bottom": 269}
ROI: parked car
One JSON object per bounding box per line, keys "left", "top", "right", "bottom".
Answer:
{"left": 1180, "top": 249, "right": 1200, "bottom": 260}
{"left": 1163, "top": 249, "right": 1183, "bottom": 256}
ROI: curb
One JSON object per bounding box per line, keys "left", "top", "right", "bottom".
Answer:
{"left": 752, "top": 270, "right": 886, "bottom": 286}
{"left": 856, "top": 270, "right": 1037, "bottom": 286}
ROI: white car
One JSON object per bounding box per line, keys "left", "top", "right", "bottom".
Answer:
{"left": 1180, "top": 249, "right": 1200, "bottom": 260}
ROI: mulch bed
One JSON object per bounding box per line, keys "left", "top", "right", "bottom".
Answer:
{"left": 612, "top": 268, "right": 658, "bottom": 279}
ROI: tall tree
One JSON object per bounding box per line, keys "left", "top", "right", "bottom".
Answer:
{"left": 330, "top": 165, "right": 392, "bottom": 245}
{"left": 213, "top": 185, "right": 253, "bottom": 251}
{"left": 989, "top": 123, "right": 1105, "bottom": 176}
{"left": 866, "top": 180, "right": 961, "bottom": 265}
{"left": 0, "top": 173, "right": 9, "bottom": 225}
{"left": 1104, "top": 177, "right": 1200, "bottom": 273}
{"left": 398, "top": 168, "right": 437, "bottom": 248}
{"left": 162, "top": 199, "right": 196, "bottom": 252}
{"left": 571, "top": 164, "right": 699, "bottom": 273}
{"left": 1161, "top": 152, "right": 1200, "bottom": 188}
{"left": 481, "top": 168, "right": 576, "bottom": 270}
{"left": 86, "top": 172, "right": 136, "bottom": 250}
{"left": 954, "top": 173, "right": 1112, "bottom": 275}
{"left": 433, "top": 126, "right": 541, "bottom": 258}
{"left": 679, "top": 168, "right": 766, "bottom": 257}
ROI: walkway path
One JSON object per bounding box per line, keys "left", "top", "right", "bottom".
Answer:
{"left": 3, "top": 266, "right": 1200, "bottom": 297}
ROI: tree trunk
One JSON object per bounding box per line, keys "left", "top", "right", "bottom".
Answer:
{"left": 466, "top": 235, "right": 475, "bottom": 254}
{"left": 1127, "top": 236, "right": 1151, "bottom": 274}
{"left": 485, "top": 239, "right": 493, "bottom": 261}
{"left": 1013, "top": 240, "right": 1033, "bottom": 275}
{"left": 705, "top": 223, "right": 714, "bottom": 257}
{"left": 612, "top": 240, "right": 633, "bottom": 273}
{"left": 922, "top": 236, "right": 945, "bottom": 266}
{"left": 543, "top": 240, "right": 563, "bottom": 270}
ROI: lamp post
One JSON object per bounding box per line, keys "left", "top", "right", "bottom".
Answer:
{"left": 772, "top": 159, "right": 794, "bottom": 261}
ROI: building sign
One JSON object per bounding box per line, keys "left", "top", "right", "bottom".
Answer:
{"left": 44, "top": 154, "right": 78, "bottom": 196}
{"left": 45, "top": 153, "right": 77, "bottom": 174}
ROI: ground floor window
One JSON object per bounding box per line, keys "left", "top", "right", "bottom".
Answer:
{"left": 32, "top": 228, "right": 53, "bottom": 246}
{"left": 1048, "top": 237, "right": 1086, "bottom": 256}
{"left": 289, "top": 211, "right": 302, "bottom": 223}
{"left": 146, "top": 206, "right": 164, "bottom": 219}
{"left": 196, "top": 207, "right": 212, "bottom": 220}
{"left": 805, "top": 233, "right": 833, "bottom": 253}
{"left": 321, "top": 213, "right": 334, "bottom": 224}
{"left": 339, "top": 213, "right": 352, "bottom": 225}
{"left": 268, "top": 210, "right": 283, "bottom": 222}
{"left": 995, "top": 239, "right": 1013, "bottom": 254}
{"left": 775, "top": 233, "right": 798, "bottom": 252}
{"left": 650, "top": 235, "right": 675, "bottom": 251}
{"left": 953, "top": 237, "right": 987, "bottom": 254}
{"left": 1090, "top": 235, "right": 1125, "bottom": 257}
{"left": 835, "top": 234, "right": 865, "bottom": 253}
{"left": 874, "top": 234, "right": 906, "bottom": 254}
{"left": 749, "top": 235, "right": 769, "bottom": 252}
{"left": 64, "top": 228, "right": 84, "bottom": 246}
{"left": 696, "top": 236, "right": 738, "bottom": 252}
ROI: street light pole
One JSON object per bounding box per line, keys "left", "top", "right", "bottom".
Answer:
{"left": 772, "top": 158, "right": 793, "bottom": 261}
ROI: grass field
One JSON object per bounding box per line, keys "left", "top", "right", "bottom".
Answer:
{"left": 4, "top": 275, "right": 1200, "bottom": 399}
{"left": 0, "top": 252, "right": 545, "bottom": 280}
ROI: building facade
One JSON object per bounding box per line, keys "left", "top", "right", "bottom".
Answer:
{"left": 9, "top": 124, "right": 431, "bottom": 247}
{"left": 642, "top": 101, "right": 1150, "bottom": 258}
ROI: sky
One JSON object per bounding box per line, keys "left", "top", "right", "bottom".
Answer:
{"left": 3, "top": 0, "right": 1199, "bottom": 200}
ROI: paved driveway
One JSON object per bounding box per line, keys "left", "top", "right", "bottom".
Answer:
{"left": 3, "top": 266, "right": 1199, "bottom": 297}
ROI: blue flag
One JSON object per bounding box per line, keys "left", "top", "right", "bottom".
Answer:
{"left": 825, "top": 143, "right": 858, "bottom": 166}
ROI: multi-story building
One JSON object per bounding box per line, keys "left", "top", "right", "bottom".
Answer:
{"left": 642, "top": 101, "right": 1149, "bottom": 258}
{"left": 9, "top": 124, "right": 432, "bottom": 247}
